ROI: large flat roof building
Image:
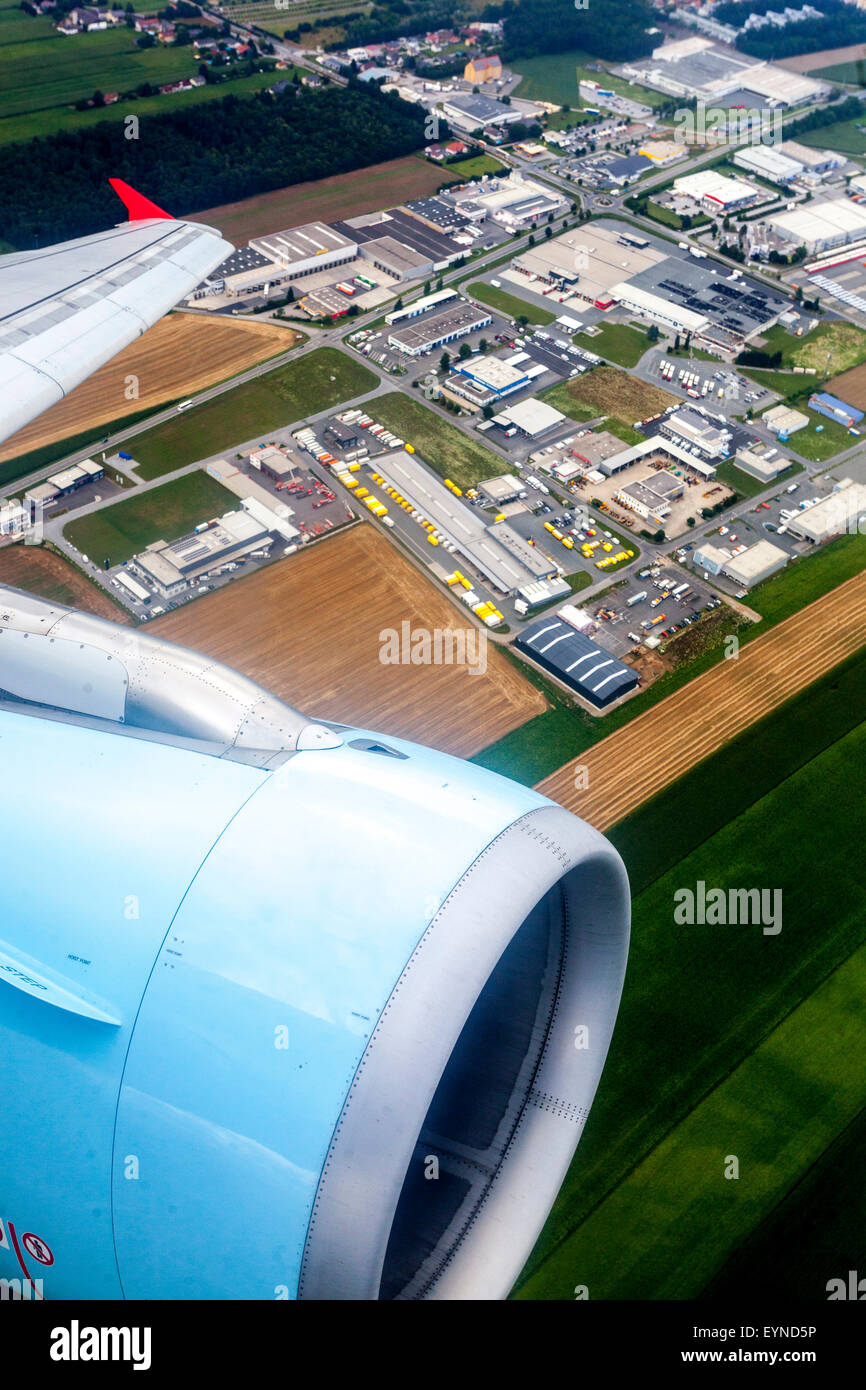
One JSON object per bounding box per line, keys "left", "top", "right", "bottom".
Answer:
{"left": 615, "top": 469, "right": 683, "bottom": 522}
{"left": 767, "top": 199, "right": 866, "bottom": 254}
{"left": 131, "top": 511, "right": 272, "bottom": 598}
{"left": 722, "top": 540, "right": 789, "bottom": 589}
{"left": 372, "top": 448, "right": 556, "bottom": 592}
{"left": 490, "top": 398, "right": 565, "bottom": 438}
{"left": 441, "top": 93, "right": 521, "bottom": 132}
{"left": 249, "top": 222, "right": 357, "bottom": 280}
{"left": 735, "top": 445, "right": 792, "bottom": 481}
{"left": 387, "top": 301, "right": 492, "bottom": 356}
{"left": 516, "top": 617, "right": 639, "bottom": 707}
{"left": 733, "top": 144, "right": 803, "bottom": 185}
{"left": 672, "top": 169, "right": 762, "bottom": 213}
{"left": 660, "top": 406, "right": 731, "bottom": 459}
{"left": 785, "top": 481, "right": 866, "bottom": 542}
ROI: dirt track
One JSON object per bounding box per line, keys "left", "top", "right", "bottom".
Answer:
{"left": 149, "top": 524, "right": 547, "bottom": 757}
{"left": 537, "top": 570, "right": 866, "bottom": 830}
{"left": 0, "top": 315, "right": 300, "bottom": 464}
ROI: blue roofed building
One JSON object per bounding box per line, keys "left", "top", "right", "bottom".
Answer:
{"left": 516, "top": 616, "right": 640, "bottom": 708}
{"left": 807, "top": 392, "right": 864, "bottom": 429}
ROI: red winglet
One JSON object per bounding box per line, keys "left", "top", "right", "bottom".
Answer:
{"left": 109, "top": 178, "right": 174, "bottom": 221}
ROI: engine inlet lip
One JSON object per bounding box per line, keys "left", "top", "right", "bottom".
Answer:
{"left": 297, "top": 802, "right": 630, "bottom": 1302}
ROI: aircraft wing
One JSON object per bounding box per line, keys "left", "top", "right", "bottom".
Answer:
{"left": 0, "top": 181, "right": 232, "bottom": 447}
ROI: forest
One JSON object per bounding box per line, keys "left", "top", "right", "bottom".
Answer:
{"left": 715, "top": 0, "right": 866, "bottom": 58}
{"left": 0, "top": 81, "right": 430, "bottom": 250}
{"left": 502, "top": 0, "right": 655, "bottom": 64}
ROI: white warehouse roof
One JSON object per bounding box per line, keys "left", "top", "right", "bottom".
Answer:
{"left": 770, "top": 199, "right": 866, "bottom": 248}
{"left": 786, "top": 482, "right": 866, "bottom": 541}
{"left": 722, "top": 540, "right": 789, "bottom": 587}
{"left": 609, "top": 281, "right": 709, "bottom": 335}
{"left": 673, "top": 169, "right": 760, "bottom": 207}
{"left": 733, "top": 144, "right": 803, "bottom": 183}
{"left": 492, "top": 398, "right": 565, "bottom": 436}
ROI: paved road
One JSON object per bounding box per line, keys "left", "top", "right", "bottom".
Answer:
{"left": 8, "top": 78, "right": 863, "bottom": 624}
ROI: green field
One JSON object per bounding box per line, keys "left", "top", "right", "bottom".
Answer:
{"left": 0, "top": 26, "right": 198, "bottom": 121}
{"left": 370, "top": 392, "right": 504, "bottom": 491}
{"left": 756, "top": 319, "right": 866, "bottom": 374}
{"left": 128, "top": 350, "right": 378, "bottom": 480}
{"left": 705, "top": 1107, "right": 866, "bottom": 1300}
{"left": 714, "top": 458, "right": 801, "bottom": 500}
{"left": 446, "top": 155, "right": 507, "bottom": 179}
{"left": 0, "top": 11, "right": 291, "bottom": 149}
{"left": 0, "top": 68, "right": 291, "bottom": 150}
{"left": 475, "top": 528, "right": 866, "bottom": 785}
{"left": 602, "top": 417, "right": 644, "bottom": 445}
{"left": 544, "top": 108, "right": 597, "bottom": 133}
{"left": 749, "top": 391, "right": 856, "bottom": 461}
{"left": 513, "top": 666, "right": 866, "bottom": 1298}
{"left": 644, "top": 199, "right": 708, "bottom": 231}
{"left": 467, "top": 280, "right": 556, "bottom": 325}
{"left": 566, "top": 569, "right": 592, "bottom": 593}
{"left": 810, "top": 58, "right": 866, "bottom": 85}
{"left": 797, "top": 115, "right": 866, "bottom": 157}
{"left": 575, "top": 321, "right": 649, "bottom": 369}
{"left": 65, "top": 471, "right": 236, "bottom": 568}
{"left": 513, "top": 49, "right": 667, "bottom": 110}
{"left": 0, "top": 0, "right": 54, "bottom": 45}
{"left": 219, "top": 0, "right": 368, "bottom": 41}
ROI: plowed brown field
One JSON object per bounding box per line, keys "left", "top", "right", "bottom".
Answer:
{"left": 0, "top": 315, "right": 301, "bottom": 463}
{"left": 149, "top": 525, "right": 547, "bottom": 756}
{"left": 0, "top": 546, "right": 131, "bottom": 622}
{"left": 537, "top": 569, "right": 866, "bottom": 829}
{"left": 193, "top": 155, "right": 456, "bottom": 245}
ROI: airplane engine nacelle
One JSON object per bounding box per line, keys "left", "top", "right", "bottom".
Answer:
{"left": 0, "top": 589, "right": 629, "bottom": 1300}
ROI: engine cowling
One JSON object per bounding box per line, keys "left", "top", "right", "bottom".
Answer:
{"left": 0, "top": 589, "right": 629, "bottom": 1300}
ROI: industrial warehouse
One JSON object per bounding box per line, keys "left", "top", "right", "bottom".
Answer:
{"left": 387, "top": 299, "right": 492, "bottom": 356}
{"left": 188, "top": 173, "right": 568, "bottom": 318}
{"left": 765, "top": 198, "right": 866, "bottom": 255}
{"left": 622, "top": 34, "right": 830, "bottom": 108}
{"left": 508, "top": 222, "right": 787, "bottom": 353}
{"left": 130, "top": 510, "right": 276, "bottom": 599}
{"left": 363, "top": 445, "right": 558, "bottom": 592}
{"left": 516, "top": 616, "right": 640, "bottom": 708}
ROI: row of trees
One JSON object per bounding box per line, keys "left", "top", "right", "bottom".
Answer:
{"left": 0, "top": 82, "right": 429, "bottom": 249}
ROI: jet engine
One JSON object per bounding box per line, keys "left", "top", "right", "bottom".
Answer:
{"left": 0, "top": 587, "right": 629, "bottom": 1300}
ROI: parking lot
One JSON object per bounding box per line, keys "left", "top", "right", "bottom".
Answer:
{"left": 690, "top": 468, "right": 843, "bottom": 595}
{"left": 648, "top": 352, "right": 776, "bottom": 419}
{"left": 35, "top": 473, "right": 124, "bottom": 524}
{"left": 578, "top": 561, "right": 720, "bottom": 657}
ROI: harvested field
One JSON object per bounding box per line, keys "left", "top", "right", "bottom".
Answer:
{"left": 0, "top": 545, "right": 131, "bottom": 622}
{"left": 537, "top": 569, "right": 866, "bottom": 829}
{"left": 542, "top": 366, "right": 677, "bottom": 424}
{"left": 193, "top": 155, "right": 456, "bottom": 245}
{"left": 0, "top": 315, "right": 300, "bottom": 465}
{"left": 149, "top": 524, "right": 547, "bottom": 756}
{"left": 777, "top": 42, "right": 866, "bottom": 72}
{"left": 821, "top": 359, "right": 866, "bottom": 411}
